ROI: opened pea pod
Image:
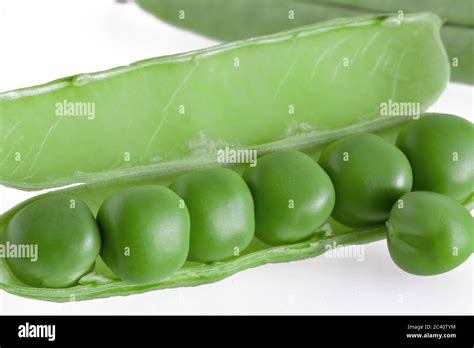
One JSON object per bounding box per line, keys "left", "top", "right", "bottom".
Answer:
{"left": 0, "top": 12, "right": 472, "bottom": 301}
{"left": 1, "top": 113, "right": 473, "bottom": 301}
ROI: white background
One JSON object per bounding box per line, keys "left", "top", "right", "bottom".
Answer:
{"left": 0, "top": 0, "right": 472, "bottom": 315}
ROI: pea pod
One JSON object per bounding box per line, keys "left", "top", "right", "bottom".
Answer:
{"left": 0, "top": 13, "right": 448, "bottom": 190}
{"left": 1, "top": 119, "right": 473, "bottom": 302}
{"left": 305, "top": 0, "right": 473, "bottom": 27}
{"left": 136, "top": 0, "right": 473, "bottom": 84}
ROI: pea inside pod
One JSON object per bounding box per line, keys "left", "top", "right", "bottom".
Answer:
{"left": 244, "top": 150, "right": 335, "bottom": 245}
{"left": 319, "top": 133, "right": 413, "bottom": 228}
{"left": 97, "top": 185, "right": 190, "bottom": 284}
{"left": 387, "top": 191, "right": 473, "bottom": 276}
{"left": 5, "top": 195, "right": 101, "bottom": 288}
{"left": 170, "top": 168, "right": 255, "bottom": 262}
{"left": 396, "top": 113, "right": 474, "bottom": 202}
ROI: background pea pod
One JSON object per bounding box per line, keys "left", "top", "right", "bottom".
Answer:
{"left": 0, "top": 13, "right": 448, "bottom": 190}
{"left": 305, "top": 0, "right": 474, "bottom": 26}
{"left": 136, "top": 0, "right": 473, "bottom": 84}
{"left": 1, "top": 118, "right": 473, "bottom": 302}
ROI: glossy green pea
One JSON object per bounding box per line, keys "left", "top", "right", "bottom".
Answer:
{"left": 97, "top": 185, "right": 190, "bottom": 284}
{"left": 396, "top": 113, "right": 474, "bottom": 202}
{"left": 170, "top": 168, "right": 254, "bottom": 262}
{"left": 387, "top": 191, "right": 473, "bottom": 275}
{"left": 319, "top": 133, "right": 412, "bottom": 227}
{"left": 5, "top": 195, "right": 100, "bottom": 288}
{"left": 244, "top": 151, "right": 335, "bottom": 245}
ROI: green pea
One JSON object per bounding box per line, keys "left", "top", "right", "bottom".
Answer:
{"left": 387, "top": 191, "right": 473, "bottom": 276}
{"left": 5, "top": 195, "right": 100, "bottom": 288}
{"left": 244, "top": 151, "right": 335, "bottom": 245}
{"left": 396, "top": 113, "right": 474, "bottom": 202}
{"left": 170, "top": 168, "right": 254, "bottom": 262}
{"left": 319, "top": 133, "right": 412, "bottom": 227}
{"left": 97, "top": 185, "right": 190, "bottom": 284}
